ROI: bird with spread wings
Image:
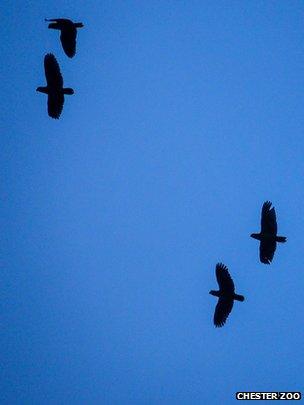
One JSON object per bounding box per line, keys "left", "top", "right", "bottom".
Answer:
{"left": 36, "top": 53, "right": 74, "bottom": 119}
{"left": 45, "top": 18, "right": 84, "bottom": 58}
{"left": 209, "top": 263, "right": 244, "bottom": 327}
{"left": 251, "top": 201, "right": 286, "bottom": 264}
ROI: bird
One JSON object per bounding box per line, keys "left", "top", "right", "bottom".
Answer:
{"left": 45, "top": 18, "right": 84, "bottom": 58}
{"left": 36, "top": 53, "right": 74, "bottom": 119}
{"left": 209, "top": 263, "right": 244, "bottom": 327}
{"left": 251, "top": 201, "right": 286, "bottom": 264}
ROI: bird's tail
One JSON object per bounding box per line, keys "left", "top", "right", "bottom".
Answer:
{"left": 233, "top": 294, "right": 245, "bottom": 302}
{"left": 276, "top": 236, "right": 287, "bottom": 243}
{"left": 63, "top": 88, "right": 74, "bottom": 95}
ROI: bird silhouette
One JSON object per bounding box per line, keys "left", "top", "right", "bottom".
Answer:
{"left": 36, "top": 53, "right": 74, "bottom": 119}
{"left": 209, "top": 263, "right": 244, "bottom": 327}
{"left": 45, "top": 18, "right": 84, "bottom": 58}
{"left": 251, "top": 201, "right": 286, "bottom": 264}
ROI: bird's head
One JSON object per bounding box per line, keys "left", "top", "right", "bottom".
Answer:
{"left": 250, "top": 233, "right": 259, "bottom": 240}
{"left": 209, "top": 290, "right": 220, "bottom": 297}
{"left": 36, "top": 86, "right": 48, "bottom": 94}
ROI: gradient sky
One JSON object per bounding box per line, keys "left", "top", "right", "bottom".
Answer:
{"left": 1, "top": 1, "right": 304, "bottom": 404}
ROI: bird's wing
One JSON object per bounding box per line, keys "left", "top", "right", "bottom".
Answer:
{"left": 45, "top": 18, "right": 71, "bottom": 23}
{"left": 60, "top": 26, "right": 76, "bottom": 58}
{"left": 259, "top": 239, "right": 276, "bottom": 264}
{"left": 44, "top": 53, "right": 63, "bottom": 88}
{"left": 261, "top": 201, "right": 277, "bottom": 234}
{"left": 216, "top": 263, "right": 234, "bottom": 293}
{"left": 47, "top": 93, "right": 64, "bottom": 119}
{"left": 214, "top": 297, "right": 234, "bottom": 327}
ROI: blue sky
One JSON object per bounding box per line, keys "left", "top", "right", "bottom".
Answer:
{"left": 1, "top": 1, "right": 304, "bottom": 403}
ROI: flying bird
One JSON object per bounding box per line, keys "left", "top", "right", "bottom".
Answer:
{"left": 251, "top": 201, "right": 286, "bottom": 264}
{"left": 36, "top": 53, "right": 74, "bottom": 119}
{"left": 45, "top": 18, "right": 84, "bottom": 58}
{"left": 209, "top": 263, "right": 244, "bottom": 327}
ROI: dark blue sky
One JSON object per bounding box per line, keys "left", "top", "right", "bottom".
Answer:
{"left": 2, "top": 1, "right": 304, "bottom": 403}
